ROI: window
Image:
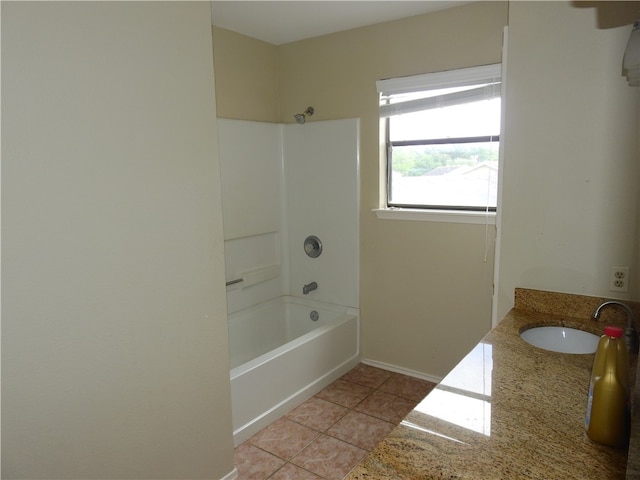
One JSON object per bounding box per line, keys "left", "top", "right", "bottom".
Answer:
{"left": 378, "top": 64, "right": 502, "bottom": 212}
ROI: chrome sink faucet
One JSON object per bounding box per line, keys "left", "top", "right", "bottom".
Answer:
{"left": 592, "top": 300, "right": 638, "bottom": 353}
{"left": 303, "top": 282, "right": 318, "bottom": 295}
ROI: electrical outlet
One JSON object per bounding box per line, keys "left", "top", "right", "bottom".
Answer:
{"left": 609, "top": 266, "right": 630, "bottom": 293}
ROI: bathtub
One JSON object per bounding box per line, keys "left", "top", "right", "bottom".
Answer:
{"left": 228, "top": 296, "right": 359, "bottom": 445}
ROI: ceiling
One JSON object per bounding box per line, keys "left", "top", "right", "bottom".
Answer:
{"left": 210, "top": 1, "right": 470, "bottom": 45}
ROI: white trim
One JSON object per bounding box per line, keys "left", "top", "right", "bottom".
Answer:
{"left": 377, "top": 63, "right": 502, "bottom": 95}
{"left": 492, "top": 26, "right": 509, "bottom": 327}
{"left": 360, "top": 358, "right": 442, "bottom": 384}
{"left": 220, "top": 467, "right": 238, "bottom": 480}
{"left": 373, "top": 208, "right": 496, "bottom": 225}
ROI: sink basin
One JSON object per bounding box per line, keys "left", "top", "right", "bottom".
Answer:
{"left": 520, "top": 326, "right": 599, "bottom": 354}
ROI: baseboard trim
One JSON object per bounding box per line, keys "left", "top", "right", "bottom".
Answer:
{"left": 360, "top": 358, "right": 442, "bottom": 384}
{"left": 220, "top": 467, "right": 238, "bottom": 480}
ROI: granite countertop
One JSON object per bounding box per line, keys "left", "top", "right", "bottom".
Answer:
{"left": 345, "top": 289, "right": 638, "bottom": 480}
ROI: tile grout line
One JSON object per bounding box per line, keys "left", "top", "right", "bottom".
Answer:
{"left": 243, "top": 380, "right": 383, "bottom": 479}
{"left": 235, "top": 365, "right": 437, "bottom": 480}
{"left": 264, "top": 455, "right": 327, "bottom": 480}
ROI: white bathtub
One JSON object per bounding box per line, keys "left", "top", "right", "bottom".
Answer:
{"left": 228, "top": 296, "right": 359, "bottom": 445}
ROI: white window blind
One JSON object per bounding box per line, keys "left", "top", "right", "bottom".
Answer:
{"left": 377, "top": 63, "right": 501, "bottom": 95}
{"left": 377, "top": 64, "right": 501, "bottom": 118}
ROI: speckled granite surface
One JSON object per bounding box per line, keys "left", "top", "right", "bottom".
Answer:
{"left": 345, "top": 289, "right": 638, "bottom": 480}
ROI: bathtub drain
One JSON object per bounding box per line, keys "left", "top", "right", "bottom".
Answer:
{"left": 310, "top": 310, "right": 319, "bottom": 322}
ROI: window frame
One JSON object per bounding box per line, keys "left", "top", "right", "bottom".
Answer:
{"left": 378, "top": 64, "right": 502, "bottom": 214}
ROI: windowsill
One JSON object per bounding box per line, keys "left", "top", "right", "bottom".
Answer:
{"left": 373, "top": 208, "right": 496, "bottom": 225}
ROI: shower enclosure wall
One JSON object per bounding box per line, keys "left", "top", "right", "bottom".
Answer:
{"left": 218, "top": 118, "right": 360, "bottom": 445}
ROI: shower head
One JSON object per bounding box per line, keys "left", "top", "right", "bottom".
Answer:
{"left": 294, "top": 106, "right": 314, "bottom": 124}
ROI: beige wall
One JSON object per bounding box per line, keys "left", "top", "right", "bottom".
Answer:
{"left": 496, "top": 1, "right": 640, "bottom": 320}
{"left": 212, "top": 2, "right": 508, "bottom": 378}
{"left": 212, "top": 27, "right": 280, "bottom": 122}
{"left": 2, "top": 2, "right": 234, "bottom": 478}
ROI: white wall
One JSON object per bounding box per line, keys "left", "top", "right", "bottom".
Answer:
{"left": 2, "top": 3, "right": 235, "bottom": 478}
{"left": 284, "top": 119, "right": 360, "bottom": 308}
{"left": 218, "top": 120, "right": 286, "bottom": 314}
{"left": 218, "top": 119, "right": 359, "bottom": 314}
{"left": 496, "top": 2, "right": 640, "bottom": 320}
{"left": 218, "top": 120, "right": 283, "bottom": 241}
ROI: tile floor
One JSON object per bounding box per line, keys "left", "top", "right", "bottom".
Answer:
{"left": 234, "top": 363, "right": 437, "bottom": 480}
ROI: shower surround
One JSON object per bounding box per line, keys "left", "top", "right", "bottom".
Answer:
{"left": 217, "top": 118, "right": 360, "bottom": 444}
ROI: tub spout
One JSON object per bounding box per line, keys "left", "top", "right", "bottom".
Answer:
{"left": 303, "top": 282, "right": 317, "bottom": 295}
